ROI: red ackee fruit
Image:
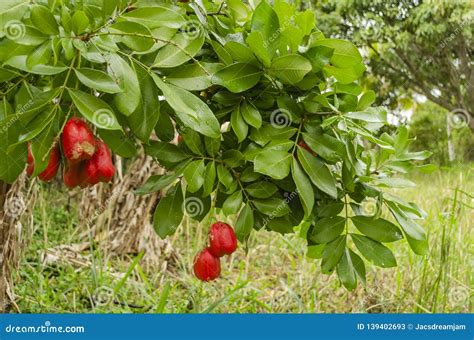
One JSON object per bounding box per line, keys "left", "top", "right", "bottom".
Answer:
{"left": 208, "top": 222, "right": 238, "bottom": 257}
{"left": 27, "top": 144, "right": 61, "bottom": 182}
{"left": 63, "top": 161, "right": 87, "bottom": 189}
{"left": 61, "top": 117, "right": 96, "bottom": 164}
{"left": 84, "top": 139, "right": 115, "bottom": 185}
{"left": 298, "top": 140, "right": 317, "bottom": 156}
{"left": 193, "top": 248, "right": 221, "bottom": 282}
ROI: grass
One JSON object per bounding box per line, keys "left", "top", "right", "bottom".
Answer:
{"left": 12, "top": 165, "right": 473, "bottom": 313}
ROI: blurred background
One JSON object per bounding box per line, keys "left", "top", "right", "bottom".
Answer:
{"left": 9, "top": 0, "right": 473, "bottom": 313}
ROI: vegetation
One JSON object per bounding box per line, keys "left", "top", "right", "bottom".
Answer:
{"left": 409, "top": 101, "right": 473, "bottom": 165}
{"left": 313, "top": 0, "right": 473, "bottom": 128}
{"left": 0, "top": 0, "right": 432, "bottom": 294}
{"left": 13, "top": 166, "right": 473, "bottom": 313}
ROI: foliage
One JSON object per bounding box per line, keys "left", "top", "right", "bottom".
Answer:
{"left": 409, "top": 101, "right": 474, "bottom": 165}
{"left": 312, "top": 0, "right": 474, "bottom": 129}
{"left": 0, "top": 0, "right": 430, "bottom": 290}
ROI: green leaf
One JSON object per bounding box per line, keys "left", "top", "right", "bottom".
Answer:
{"left": 311, "top": 216, "right": 345, "bottom": 243}
{"left": 127, "top": 61, "right": 160, "bottom": 143}
{"left": 246, "top": 31, "right": 271, "bottom": 67}
{"left": 297, "top": 147, "right": 337, "bottom": 198}
{"left": 26, "top": 41, "right": 51, "bottom": 68}
{"left": 204, "top": 136, "right": 220, "bottom": 157}
{"left": 153, "top": 32, "right": 204, "bottom": 68}
{"left": 8, "top": 25, "right": 46, "bottom": 46}
{"left": 231, "top": 106, "right": 248, "bottom": 142}
{"left": 98, "top": 129, "right": 137, "bottom": 158}
{"left": 223, "top": 190, "right": 243, "bottom": 216}
{"left": 235, "top": 204, "right": 254, "bottom": 241}
{"left": 302, "top": 132, "right": 344, "bottom": 163}
{"left": 387, "top": 201, "right": 428, "bottom": 255}
{"left": 321, "top": 235, "right": 346, "bottom": 274}
{"left": 251, "top": 0, "right": 280, "bottom": 57}
{"left": 295, "top": 10, "right": 315, "bottom": 36}
{"left": 71, "top": 10, "right": 89, "bottom": 35}
{"left": 254, "top": 149, "right": 291, "bottom": 180}
{"left": 122, "top": 5, "right": 186, "bottom": 29}
{"left": 5, "top": 56, "right": 66, "bottom": 75}
{"left": 351, "top": 216, "right": 403, "bottom": 243}
{"left": 212, "top": 63, "right": 262, "bottom": 93}
{"left": 74, "top": 68, "right": 122, "bottom": 94}
{"left": 312, "top": 39, "right": 362, "bottom": 68}
{"left": 224, "top": 42, "right": 258, "bottom": 64}
{"left": 109, "top": 21, "right": 154, "bottom": 52}
{"left": 136, "top": 174, "right": 178, "bottom": 195}
{"left": 351, "top": 234, "right": 397, "bottom": 268}
{"left": 30, "top": 5, "right": 58, "bottom": 35}
{"left": 291, "top": 158, "right": 314, "bottom": 218}
{"left": 155, "top": 110, "right": 175, "bottom": 143}
{"left": 183, "top": 160, "right": 205, "bottom": 193}
{"left": 167, "top": 63, "right": 222, "bottom": 91}
{"left": 108, "top": 54, "right": 141, "bottom": 116}
{"left": 240, "top": 101, "right": 262, "bottom": 128}
{"left": 152, "top": 74, "right": 221, "bottom": 139}
{"left": 349, "top": 249, "right": 366, "bottom": 285}
{"left": 246, "top": 182, "right": 278, "bottom": 199}
{"left": 253, "top": 197, "right": 290, "bottom": 217}
{"left": 29, "top": 119, "right": 56, "bottom": 177}
{"left": 153, "top": 184, "right": 184, "bottom": 238}
{"left": 269, "top": 54, "right": 312, "bottom": 84}
{"left": 217, "top": 164, "right": 233, "bottom": 189}
{"left": 337, "top": 249, "right": 357, "bottom": 291}
{"left": 345, "top": 107, "right": 387, "bottom": 123}
{"left": 145, "top": 141, "right": 189, "bottom": 164}
{"left": 305, "top": 46, "right": 334, "bottom": 72}
{"left": 68, "top": 89, "right": 121, "bottom": 130}
{"left": 222, "top": 150, "right": 244, "bottom": 168}
{"left": 324, "top": 64, "right": 365, "bottom": 84}
{"left": 356, "top": 90, "right": 376, "bottom": 111}
{"left": 203, "top": 161, "right": 216, "bottom": 196}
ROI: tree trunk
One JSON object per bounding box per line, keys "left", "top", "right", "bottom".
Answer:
{"left": 446, "top": 114, "right": 456, "bottom": 163}
{"left": 0, "top": 174, "right": 35, "bottom": 312}
{"left": 78, "top": 154, "right": 178, "bottom": 269}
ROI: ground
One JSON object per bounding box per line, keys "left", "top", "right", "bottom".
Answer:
{"left": 12, "top": 165, "right": 473, "bottom": 313}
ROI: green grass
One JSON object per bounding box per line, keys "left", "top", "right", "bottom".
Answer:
{"left": 12, "top": 166, "right": 473, "bottom": 313}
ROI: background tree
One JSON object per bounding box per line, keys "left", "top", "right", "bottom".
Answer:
{"left": 409, "top": 101, "right": 474, "bottom": 165}
{"left": 312, "top": 0, "right": 474, "bottom": 130}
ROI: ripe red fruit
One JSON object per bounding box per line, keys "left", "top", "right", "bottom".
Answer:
{"left": 61, "top": 117, "right": 96, "bottom": 164}
{"left": 63, "top": 161, "right": 87, "bottom": 189}
{"left": 193, "top": 248, "right": 221, "bottom": 282}
{"left": 84, "top": 139, "right": 115, "bottom": 185}
{"left": 298, "top": 140, "right": 317, "bottom": 156}
{"left": 27, "top": 144, "right": 61, "bottom": 182}
{"left": 208, "top": 222, "right": 238, "bottom": 257}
